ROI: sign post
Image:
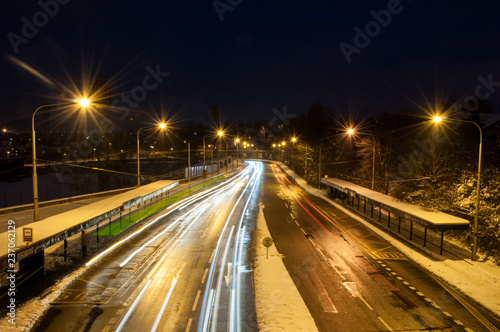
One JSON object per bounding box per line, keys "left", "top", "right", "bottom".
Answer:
{"left": 262, "top": 237, "right": 273, "bottom": 259}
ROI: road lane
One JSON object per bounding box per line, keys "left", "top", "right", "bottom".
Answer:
{"left": 32, "top": 162, "right": 261, "bottom": 332}
{"left": 263, "top": 161, "right": 494, "bottom": 332}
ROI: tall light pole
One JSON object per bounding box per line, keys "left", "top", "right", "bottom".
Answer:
{"left": 433, "top": 115, "right": 482, "bottom": 261}
{"left": 137, "top": 123, "right": 166, "bottom": 187}
{"left": 217, "top": 130, "right": 224, "bottom": 174}
{"left": 348, "top": 128, "right": 376, "bottom": 191}
{"left": 32, "top": 99, "right": 90, "bottom": 221}
{"left": 235, "top": 138, "right": 240, "bottom": 168}
{"left": 202, "top": 134, "right": 209, "bottom": 178}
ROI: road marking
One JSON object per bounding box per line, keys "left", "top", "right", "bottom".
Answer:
{"left": 102, "top": 326, "right": 111, "bottom": 332}
{"left": 464, "top": 328, "right": 474, "bottom": 332}
{"left": 115, "top": 278, "right": 152, "bottom": 332}
{"left": 201, "top": 268, "right": 209, "bottom": 284}
{"left": 396, "top": 276, "right": 403, "bottom": 281}
{"left": 454, "top": 320, "right": 464, "bottom": 326}
{"left": 431, "top": 302, "right": 441, "bottom": 309}
{"left": 116, "top": 309, "right": 124, "bottom": 315}
{"left": 208, "top": 249, "right": 215, "bottom": 264}
{"left": 294, "top": 219, "right": 300, "bottom": 227}
{"left": 192, "top": 289, "right": 202, "bottom": 311}
{"left": 108, "top": 317, "right": 117, "bottom": 324}
{"left": 416, "top": 291, "right": 425, "bottom": 297}
{"left": 402, "top": 281, "right": 410, "bottom": 286}
{"left": 289, "top": 212, "right": 294, "bottom": 219}
{"left": 443, "top": 311, "right": 452, "bottom": 317}
{"left": 300, "top": 227, "right": 307, "bottom": 235}
{"left": 377, "top": 316, "right": 393, "bottom": 331}
{"left": 359, "top": 294, "right": 374, "bottom": 310}
{"left": 306, "top": 266, "right": 338, "bottom": 313}
{"left": 409, "top": 286, "right": 416, "bottom": 291}
{"left": 186, "top": 318, "right": 193, "bottom": 332}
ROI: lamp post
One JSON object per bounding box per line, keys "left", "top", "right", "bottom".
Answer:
{"left": 433, "top": 116, "right": 482, "bottom": 261}
{"left": 203, "top": 134, "right": 209, "bottom": 178}
{"left": 32, "top": 99, "right": 90, "bottom": 221}
{"left": 137, "top": 123, "right": 166, "bottom": 187}
{"left": 235, "top": 138, "right": 240, "bottom": 168}
{"left": 348, "top": 128, "right": 376, "bottom": 191}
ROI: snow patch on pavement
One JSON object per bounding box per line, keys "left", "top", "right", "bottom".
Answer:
{"left": 253, "top": 202, "right": 318, "bottom": 331}
{"left": 0, "top": 264, "right": 88, "bottom": 331}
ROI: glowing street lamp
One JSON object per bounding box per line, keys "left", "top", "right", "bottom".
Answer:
{"left": 433, "top": 115, "right": 482, "bottom": 260}
{"left": 235, "top": 138, "right": 240, "bottom": 167}
{"left": 32, "top": 99, "right": 90, "bottom": 221}
{"left": 137, "top": 122, "right": 166, "bottom": 187}
{"left": 348, "top": 128, "right": 376, "bottom": 191}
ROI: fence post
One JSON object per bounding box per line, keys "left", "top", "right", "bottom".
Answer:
{"left": 96, "top": 223, "right": 99, "bottom": 243}
{"left": 398, "top": 216, "right": 401, "bottom": 233}
{"left": 387, "top": 211, "right": 391, "bottom": 228}
{"left": 423, "top": 227, "right": 427, "bottom": 247}
{"left": 63, "top": 239, "right": 68, "bottom": 262}
{"left": 440, "top": 230, "right": 444, "bottom": 255}
{"left": 410, "top": 220, "right": 413, "bottom": 240}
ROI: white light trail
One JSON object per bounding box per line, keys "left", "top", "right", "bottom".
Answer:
{"left": 198, "top": 161, "right": 261, "bottom": 332}
{"left": 150, "top": 278, "right": 178, "bottom": 332}
{"left": 116, "top": 278, "right": 152, "bottom": 332}
{"left": 86, "top": 164, "right": 253, "bottom": 267}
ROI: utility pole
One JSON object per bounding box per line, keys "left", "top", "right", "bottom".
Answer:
{"left": 188, "top": 142, "right": 191, "bottom": 183}
{"left": 318, "top": 145, "right": 322, "bottom": 189}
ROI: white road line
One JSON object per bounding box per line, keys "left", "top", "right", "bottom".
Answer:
{"left": 151, "top": 278, "right": 178, "bottom": 332}
{"left": 186, "top": 318, "right": 193, "bottom": 332}
{"left": 377, "top": 316, "right": 393, "bottom": 331}
{"left": 115, "top": 278, "right": 152, "bottom": 332}
{"left": 359, "top": 294, "right": 374, "bottom": 311}
{"left": 201, "top": 268, "right": 209, "bottom": 284}
{"left": 208, "top": 249, "right": 215, "bottom": 264}
{"left": 192, "top": 290, "right": 202, "bottom": 311}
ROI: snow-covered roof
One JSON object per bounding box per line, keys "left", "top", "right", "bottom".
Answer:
{"left": 321, "top": 178, "right": 470, "bottom": 230}
{"left": 0, "top": 180, "right": 179, "bottom": 259}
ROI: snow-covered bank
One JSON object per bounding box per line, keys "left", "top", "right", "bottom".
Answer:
{"left": 253, "top": 202, "right": 318, "bottom": 331}
{"left": 278, "top": 163, "right": 500, "bottom": 317}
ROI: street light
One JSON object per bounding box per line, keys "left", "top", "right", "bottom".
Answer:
{"left": 235, "top": 138, "right": 240, "bottom": 168}
{"left": 32, "top": 100, "right": 90, "bottom": 221}
{"left": 433, "top": 115, "right": 482, "bottom": 261}
{"left": 137, "top": 122, "right": 166, "bottom": 187}
{"left": 203, "top": 130, "right": 225, "bottom": 178}
{"left": 348, "top": 128, "right": 376, "bottom": 191}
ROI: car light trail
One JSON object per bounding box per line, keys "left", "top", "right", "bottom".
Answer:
{"left": 115, "top": 278, "right": 152, "bottom": 332}
{"left": 150, "top": 278, "right": 178, "bottom": 332}
{"left": 198, "top": 161, "right": 262, "bottom": 332}
{"left": 86, "top": 165, "right": 253, "bottom": 267}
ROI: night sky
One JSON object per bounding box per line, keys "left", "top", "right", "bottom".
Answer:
{"left": 1, "top": 0, "right": 500, "bottom": 130}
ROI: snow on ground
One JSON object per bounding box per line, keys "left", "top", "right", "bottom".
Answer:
{"left": 0, "top": 264, "right": 88, "bottom": 331}
{"left": 278, "top": 163, "right": 500, "bottom": 317}
{"left": 253, "top": 201, "right": 318, "bottom": 332}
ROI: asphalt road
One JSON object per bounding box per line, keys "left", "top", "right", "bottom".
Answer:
{"left": 31, "top": 162, "right": 262, "bottom": 332}
{"left": 261, "top": 162, "right": 499, "bottom": 332}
